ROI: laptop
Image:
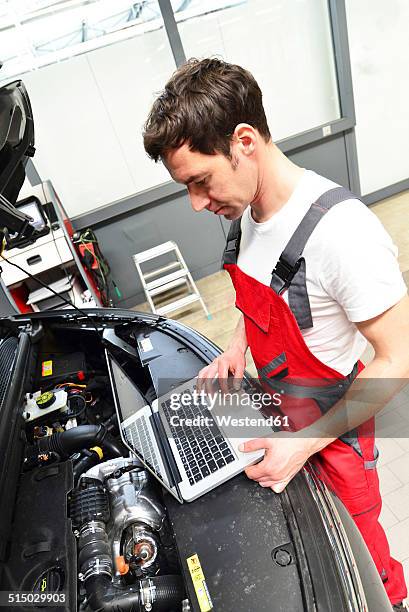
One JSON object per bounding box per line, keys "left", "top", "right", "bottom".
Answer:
{"left": 105, "top": 350, "right": 270, "bottom": 502}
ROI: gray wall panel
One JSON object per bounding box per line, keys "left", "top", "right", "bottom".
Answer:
{"left": 93, "top": 189, "right": 226, "bottom": 308}
{"left": 287, "top": 133, "right": 350, "bottom": 190}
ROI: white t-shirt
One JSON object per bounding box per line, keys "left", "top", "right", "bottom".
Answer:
{"left": 237, "top": 169, "right": 407, "bottom": 375}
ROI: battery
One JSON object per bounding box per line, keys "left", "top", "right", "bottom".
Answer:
{"left": 36, "top": 352, "right": 87, "bottom": 385}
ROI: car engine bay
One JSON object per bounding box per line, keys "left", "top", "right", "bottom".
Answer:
{"left": 0, "top": 316, "right": 205, "bottom": 612}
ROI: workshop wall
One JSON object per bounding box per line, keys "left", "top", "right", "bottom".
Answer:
{"left": 17, "top": 0, "right": 340, "bottom": 220}
{"left": 346, "top": 0, "right": 409, "bottom": 196}
{"left": 21, "top": 29, "right": 174, "bottom": 218}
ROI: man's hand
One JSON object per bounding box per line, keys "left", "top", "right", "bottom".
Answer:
{"left": 239, "top": 433, "right": 313, "bottom": 493}
{"left": 197, "top": 345, "right": 246, "bottom": 394}
{"left": 197, "top": 314, "right": 248, "bottom": 394}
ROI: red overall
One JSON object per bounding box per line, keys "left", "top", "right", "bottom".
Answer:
{"left": 222, "top": 187, "right": 406, "bottom": 604}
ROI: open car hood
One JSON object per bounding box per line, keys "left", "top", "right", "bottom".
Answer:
{"left": 0, "top": 78, "right": 34, "bottom": 205}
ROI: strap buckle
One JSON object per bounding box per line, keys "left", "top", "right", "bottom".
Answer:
{"left": 272, "top": 257, "right": 301, "bottom": 289}
{"left": 223, "top": 238, "right": 239, "bottom": 266}
{"left": 225, "top": 239, "right": 237, "bottom": 253}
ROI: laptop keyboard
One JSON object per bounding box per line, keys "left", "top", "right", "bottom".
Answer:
{"left": 123, "top": 417, "right": 162, "bottom": 477}
{"left": 162, "top": 391, "right": 235, "bottom": 485}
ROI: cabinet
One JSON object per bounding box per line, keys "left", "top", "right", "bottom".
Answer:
{"left": 0, "top": 181, "right": 102, "bottom": 313}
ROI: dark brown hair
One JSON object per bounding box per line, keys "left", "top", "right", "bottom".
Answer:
{"left": 143, "top": 58, "right": 271, "bottom": 162}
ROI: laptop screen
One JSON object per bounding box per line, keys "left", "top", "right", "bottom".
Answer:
{"left": 110, "top": 357, "right": 146, "bottom": 423}
{"left": 107, "top": 354, "right": 176, "bottom": 495}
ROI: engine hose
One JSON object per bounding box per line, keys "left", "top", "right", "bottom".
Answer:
{"left": 72, "top": 449, "right": 101, "bottom": 485}
{"left": 69, "top": 480, "right": 110, "bottom": 529}
{"left": 101, "top": 413, "right": 119, "bottom": 433}
{"left": 85, "top": 574, "right": 185, "bottom": 612}
{"left": 101, "top": 435, "right": 128, "bottom": 458}
{"left": 146, "top": 575, "right": 186, "bottom": 609}
{"left": 70, "top": 482, "right": 110, "bottom": 527}
{"left": 35, "top": 424, "right": 126, "bottom": 459}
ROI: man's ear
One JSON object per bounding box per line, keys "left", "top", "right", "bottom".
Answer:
{"left": 232, "top": 123, "right": 257, "bottom": 157}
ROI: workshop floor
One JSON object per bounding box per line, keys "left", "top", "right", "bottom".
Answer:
{"left": 132, "top": 188, "right": 409, "bottom": 588}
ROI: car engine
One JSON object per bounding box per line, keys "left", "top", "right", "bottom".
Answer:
{"left": 2, "top": 337, "right": 190, "bottom": 612}
{"left": 70, "top": 457, "right": 185, "bottom": 611}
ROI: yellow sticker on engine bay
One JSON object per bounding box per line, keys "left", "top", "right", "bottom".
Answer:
{"left": 186, "top": 553, "right": 213, "bottom": 611}
{"left": 41, "top": 360, "right": 53, "bottom": 377}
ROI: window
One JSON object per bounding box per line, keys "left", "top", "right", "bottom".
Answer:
{"left": 0, "top": 0, "right": 344, "bottom": 217}
{"left": 0, "top": 1, "right": 176, "bottom": 216}
{"left": 173, "top": 0, "right": 340, "bottom": 141}
{"left": 0, "top": 1, "right": 164, "bottom": 82}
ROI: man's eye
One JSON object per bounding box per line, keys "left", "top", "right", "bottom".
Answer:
{"left": 195, "top": 178, "right": 206, "bottom": 186}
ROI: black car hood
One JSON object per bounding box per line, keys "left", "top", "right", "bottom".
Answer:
{"left": 0, "top": 308, "right": 222, "bottom": 362}
{"left": 0, "top": 78, "right": 34, "bottom": 205}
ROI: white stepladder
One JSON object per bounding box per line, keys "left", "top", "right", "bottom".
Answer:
{"left": 132, "top": 241, "right": 211, "bottom": 319}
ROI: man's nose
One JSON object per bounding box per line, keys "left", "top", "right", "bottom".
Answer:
{"left": 188, "top": 187, "right": 210, "bottom": 212}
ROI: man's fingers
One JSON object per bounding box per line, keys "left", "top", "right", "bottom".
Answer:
{"left": 196, "top": 361, "right": 219, "bottom": 391}
{"left": 197, "top": 351, "right": 245, "bottom": 394}
{"left": 196, "top": 356, "right": 230, "bottom": 395}
{"left": 239, "top": 438, "right": 270, "bottom": 453}
{"left": 216, "top": 359, "right": 230, "bottom": 394}
{"left": 198, "top": 361, "right": 218, "bottom": 379}
{"left": 245, "top": 462, "right": 270, "bottom": 480}
{"left": 231, "top": 373, "right": 244, "bottom": 391}
{"left": 271, "top": 481, "right": 289, "bottom": 493}
{"left": 258, "top": 476, "right": 275, "bottom": 484}
{"left": 257, "top": 479, "right": 289, "bottom": 492}
{"left": 230, "top": 361, "right": 245, "bottom": 390}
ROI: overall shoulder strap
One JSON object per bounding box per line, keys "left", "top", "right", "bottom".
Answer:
{"left": 222, "top": 217, "right": 242, "bottom": 265}
{"left": 270, "top": 186, "right": 356, "bottom": 329}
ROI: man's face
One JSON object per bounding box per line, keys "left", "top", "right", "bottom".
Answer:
{"left": 163, "top": 142, "right": 257, "bottom": 220}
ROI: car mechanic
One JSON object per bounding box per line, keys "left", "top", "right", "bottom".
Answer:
{"left": 143, "top": 58, "right": 409, "bottom": 609}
